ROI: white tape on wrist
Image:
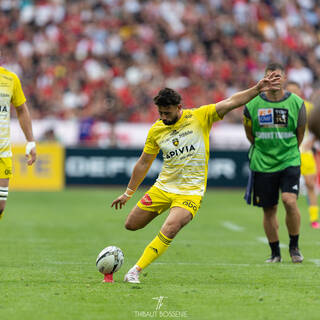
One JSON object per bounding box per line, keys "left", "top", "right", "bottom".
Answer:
{"left": 125, "top": 187, "right": 135, "bottom": 197}
{"left": 124, "top": 192, "right": 132, "bottom": 198}
{"left": 26, "top": 141, "right": 36, "bottom": 155}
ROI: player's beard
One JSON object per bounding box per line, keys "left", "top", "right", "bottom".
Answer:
{"left": 163, "top": 115, "right": 179, "bottom": 125}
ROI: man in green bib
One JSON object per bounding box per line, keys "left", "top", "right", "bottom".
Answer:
{"left": 243, "top": 62, "right": 306, "bottom": 263}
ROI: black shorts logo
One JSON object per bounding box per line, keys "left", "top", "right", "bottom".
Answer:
{"left": 182, "top": 200, "right": 198, "bottom": 211}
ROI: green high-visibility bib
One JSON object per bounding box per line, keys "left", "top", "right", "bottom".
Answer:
{"left": 246, "top": 93, "right": 303, "bottom": 172}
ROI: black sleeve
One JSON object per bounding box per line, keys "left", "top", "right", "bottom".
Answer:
{"left": 243, "top": 106, "right": 251, "bottom": 119}
{"left": 297, "top": 102, "right": 306, "bottom": 127}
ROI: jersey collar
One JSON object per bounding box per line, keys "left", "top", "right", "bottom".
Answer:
{"left": 260, "top": 91, "right": 291, "bottom": 103}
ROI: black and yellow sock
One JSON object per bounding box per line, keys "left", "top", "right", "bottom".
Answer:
{"left": 309, "top": 206, "right": 319, "bottom": 223}
{"left": 136, "top": 231, "right": 173, "bottom": 269}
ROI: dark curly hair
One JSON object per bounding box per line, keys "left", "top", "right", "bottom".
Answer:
{"left": 153, "top": 88, "right": 181, "bottom": 107}
{"left": 265, "top": 62, "right": 284, "bottom": 73}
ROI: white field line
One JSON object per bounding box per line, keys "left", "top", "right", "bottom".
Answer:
{"left": 309, "top": 259, "right": 320, "bottom": 266}
{"left": 221, "top": 221, "right": 245, "bottom": 232}
{"left": 256, "top": 237, "right": 287, "bottom": 248}
{"left": 153, "top": 262, "right": 306, "bottom": 268}
{"left": 42, "top": 261, "right": 92, "bottom": 265}
{"left": 154, "top": 262, "right": 250, "bottom": 266}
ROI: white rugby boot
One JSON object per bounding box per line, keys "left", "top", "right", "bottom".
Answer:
{"left": 124, "top": 265, "right": 141, "bottom": 284}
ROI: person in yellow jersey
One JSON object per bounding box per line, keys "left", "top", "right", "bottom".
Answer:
{"left": 0, "top": 65, "right": 36, "bottom": 220}
{"left": 309, "top": 94, "right": 320, "bottom": 140}
{"left": 111, "top": 72, "right": 281, "bottom": 284}
{"left": 286, "top": 81, "right": 319, "bottom": 229}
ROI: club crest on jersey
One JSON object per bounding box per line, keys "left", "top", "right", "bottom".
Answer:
{"left": 172, "top": 138, "right": 179, "bottom": 146}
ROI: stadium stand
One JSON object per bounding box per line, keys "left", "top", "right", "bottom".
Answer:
{"left": 1, "top": 0, "right": 320, "bottom": 145}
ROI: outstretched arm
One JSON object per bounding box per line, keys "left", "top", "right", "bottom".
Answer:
{"left": 215, "top": 72, "right": 281, "bottom": 118}
{"left": 111, "top": 152, "right": 157, "bottom": 209}
{"left": 15, "top": 103, "right": 36, "bottom": 165}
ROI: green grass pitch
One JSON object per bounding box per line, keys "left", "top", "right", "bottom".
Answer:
{"left": 1, "top": 188, "right": 320, "bottom": 320}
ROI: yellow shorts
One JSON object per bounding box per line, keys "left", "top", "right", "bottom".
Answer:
{"left": 301, "top": 151, "right": 317, "bottom": 176}
{"left": 137, "top": 185, "right": 202, "bottom": 217}
{"left": 0, "top": 157, "right": 12, "bottom": 178}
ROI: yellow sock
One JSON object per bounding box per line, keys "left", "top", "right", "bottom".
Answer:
{"left": 309, "top": 206, "right": 319, "bottom": 222}
{"left": 136, "top": 231, "right": 173, "bottom": 270}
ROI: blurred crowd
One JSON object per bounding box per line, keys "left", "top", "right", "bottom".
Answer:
{"left": 1, "top": 0, "right": 320, "bottom": 130}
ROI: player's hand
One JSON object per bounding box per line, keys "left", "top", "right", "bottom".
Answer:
{"left": 111, "top": 194, "right": 131, "bottom": 210}
{"left": 257, "top": 71, "right": 281, "bottom": 92}
{"left": 25, "top": 141, "right": 36, "bottom": 166}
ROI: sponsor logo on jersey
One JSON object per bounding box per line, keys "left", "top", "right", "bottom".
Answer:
{"left": 0, "top": 105, "right": 8, "bottom": 113}
{"left": 140, "top": 193, "right": 152, "bottom": 206}
{"left": 185, "top": 113, "right": 192, "bottom": 119}
{"left": 273, "top": 108, "right": 288, "bottom": 127}
{"left": 258, "top": 108, "right": 289, "bottom": 127}
{"left": 179, "top": 130, "right": 193, "bottom": 138}
{"left": 256, "top": 131, "right": 294, "bottom": 139}
{"left": 172, "top": 138, "right": 179, "bottom": 146}
{"left": 258, "top": 108, "right": 273, "bottom": 126}
{"left": 182, "top": 200, "right": 198, "bottom": 211}
{"left": 165, "top": 144, "right": 195, "bottom": 159}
